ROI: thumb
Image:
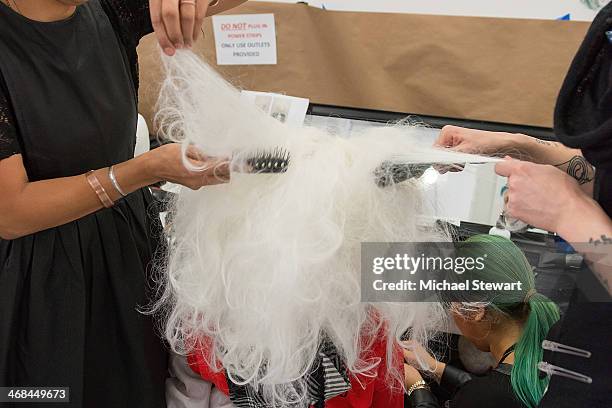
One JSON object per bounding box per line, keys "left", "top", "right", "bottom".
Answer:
{"left": 402, "top": 348, "right": 416, "bottom": 361}
{"left": 400, "top": 340, "right": 417, "bottom": 349}
{"left": 495, "top": 156, "right": 517, "bottom": 177}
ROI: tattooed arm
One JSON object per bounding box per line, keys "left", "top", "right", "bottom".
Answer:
{"left": 559, "top": 217, "right": 612, "bottom": 296}
{"left": 435, "top": 126, "right": 595, "bottom": 195}
{"left": 495, "top": 158, "right": 612, "bottom": 295}
{"left": 514, "top": 136, "right": 595, "bottom": 195}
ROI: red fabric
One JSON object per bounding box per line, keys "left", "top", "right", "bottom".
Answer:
{"left": 188, "top": 335, "right": 404, "bottom": 408}
{"left": 323, "top": 337, "right": 404, "bottom": 408}
{"left": 187, "top": 337, "right": 230, "bottom": 395}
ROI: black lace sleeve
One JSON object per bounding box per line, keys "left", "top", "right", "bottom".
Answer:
{"left": 100, "top": 0, "right": 154, "bottom": 94}
{"left": 101, "top": 0, "right": 153, "bottom": 47}
{"left": 0, "top": 76, "right": 20, "bottom": 160}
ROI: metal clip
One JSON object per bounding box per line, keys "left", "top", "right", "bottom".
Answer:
{"left": 542, "top": 340, "right": 591, "bottom": 358}
{"left": 538, "top": 361, "right": 592, "bottom": 384}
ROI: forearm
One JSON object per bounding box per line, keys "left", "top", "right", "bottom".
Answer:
{"left": 557, "top": 197, "right": 612, "bottom": 294}
{"left": 431, "top": 361, "right": 446, "bottom": 384}
{"left": 511, "top": 134, "right": 595, "bottom": 194}
{"left": 0, "top": 154, "right": 159, "bottom": 239}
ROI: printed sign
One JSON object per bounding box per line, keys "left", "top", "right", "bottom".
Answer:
{"left": 212, "top": 14, "right": 277, "bottom": 65}
{"left": 241, "top": 91, "right": 309, "bottom": 126}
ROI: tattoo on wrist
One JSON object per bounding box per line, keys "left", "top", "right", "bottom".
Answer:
{"left": 555, "top": 156, "right": 595, "bottom": 185}
{"left": 532, "top": 137, "right": 555, "bottom": 146}
{"left": 588, "top": 234, "right": 612, "bottom": 245}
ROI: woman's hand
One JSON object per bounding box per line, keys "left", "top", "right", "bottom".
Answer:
{"left": 495, "top": 157, "right": 597, "bottom": 235}
{"left": 401, "top": 340, "right": 436, "bottom": 369}
{"left": 402, "top": 340, "right": 446, "bottom": 383}
{"left": 496, "top": 157, "right": 612, "bottom": 294}
{"left": 435, "top": 125, "right": 523, "bottom": 155}
{"left": 150, "top": 0, "right": 249, "bottom": 55}
{"left": 150, "top": 0, "right": 210, "bottom": 54}
{"left": 0, "top": 143, "right": 228, "bottom": 239}
{"left": 145, "top": 143, "right": 230, "bottom": 190}
{"left": 404, "top": 364, "right": 424, "bottom": 389}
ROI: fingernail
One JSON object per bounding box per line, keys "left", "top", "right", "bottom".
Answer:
{"left": 175, "top": 43, "right": 184, "bottom": 49}
{"left": 164, "top": 47, "right": 175, "bottom": 56}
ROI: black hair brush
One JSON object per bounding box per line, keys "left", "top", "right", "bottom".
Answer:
{"left": 237, "top": 149, "right": 470, "bottom": 186}
{"left": 237, "top": 148, "right": 291, "bottom": 174}
{"left": 374, "top": 161, "right": 434, "bottom": 187}
{"left": 373, "top": 161, "right": 480, "bottom": 187}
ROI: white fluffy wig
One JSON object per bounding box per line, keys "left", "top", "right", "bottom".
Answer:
{"left": 154, "top": 51, "right": 498, "bottom": 404}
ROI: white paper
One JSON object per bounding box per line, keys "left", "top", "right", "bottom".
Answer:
{"left": 241, "top": 91, "right": 309, "bottom": 126}
{"left": 212, "top": 14, "right": 277, "bottom": 65}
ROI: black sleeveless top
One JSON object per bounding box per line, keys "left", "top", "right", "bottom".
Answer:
{"left": 543, "top": 6, "right": 612, "bottom": 408}
{"left": 0, "top": 1, "right": 166, "bottom": 407}
{"left": 555, "top": 2, "right": 612, "bottom": 216}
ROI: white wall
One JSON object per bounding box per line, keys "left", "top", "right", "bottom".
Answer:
{"left": 254, "top": 0, "right": 604, "bottom": 21}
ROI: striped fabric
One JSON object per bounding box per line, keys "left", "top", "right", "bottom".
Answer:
{"left": 227, "top": 340, "right": 351, "bottom": 408}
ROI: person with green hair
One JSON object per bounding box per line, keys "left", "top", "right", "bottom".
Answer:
{"left": 402, "top": 234, "right": 560, "bottom": 408}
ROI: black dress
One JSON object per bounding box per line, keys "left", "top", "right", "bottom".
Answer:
{"left": 0, "top": 1, "right": 167, "bottom": 407}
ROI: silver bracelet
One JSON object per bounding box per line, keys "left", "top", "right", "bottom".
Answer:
{"left": 407, "top": 379, "right": 429, "bottom": 397}
{"left": 108, "top": 165, "right": 127, "bottom": 197}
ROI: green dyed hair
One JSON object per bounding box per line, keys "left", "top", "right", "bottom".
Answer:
{"left": 453, "top": 234, "right": 560, "bottom": 408}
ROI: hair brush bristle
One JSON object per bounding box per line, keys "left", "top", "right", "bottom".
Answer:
{"left": 374, "top": 161, "right": 433, "bottom": 187}
{"left": 245, "top": 148, "right": 291, "bottom": 174}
